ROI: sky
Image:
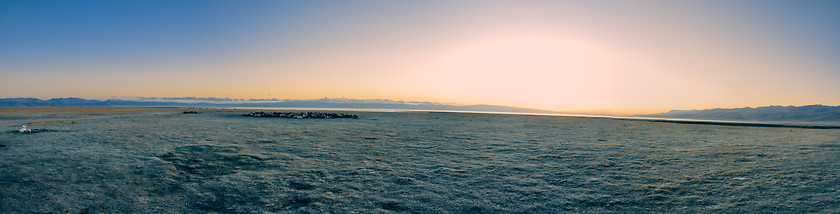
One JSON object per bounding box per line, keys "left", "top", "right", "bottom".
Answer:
{"left": 2, "top": 0, "right": 839, "bottom": 114}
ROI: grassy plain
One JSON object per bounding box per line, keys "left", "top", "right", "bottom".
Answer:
{"left": 1, "top": 107, "right": 838, "bottom": 213}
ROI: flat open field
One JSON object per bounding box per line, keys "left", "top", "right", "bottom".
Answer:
{"left": 1, "top": 107, "right": 838, "bottom": 213}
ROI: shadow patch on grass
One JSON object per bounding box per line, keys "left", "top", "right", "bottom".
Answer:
{"left": 159, "top": 145, "right": 266, "bottom": 177}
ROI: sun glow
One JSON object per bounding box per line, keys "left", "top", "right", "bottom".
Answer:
{"left": 410, "top": 34, "right": 665, "bottom": 111}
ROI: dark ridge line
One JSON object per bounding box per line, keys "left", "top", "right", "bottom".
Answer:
{"left": 614, "top": 118, "right": 840, "bottom": 129}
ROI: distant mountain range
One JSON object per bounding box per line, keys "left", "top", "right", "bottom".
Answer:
{"left": 638, "top": 105, "right": 840, "bottom": 124}
{"left": 6, "top": 98, "right": 838, "bottom": 123}
{"left": 0, "top": 97, "right": 556, "bottom": 114}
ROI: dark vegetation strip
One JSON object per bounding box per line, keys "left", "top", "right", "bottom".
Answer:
{"left": 244, "top": 111, "right": 358, "bottom": 119}
{"left": 615, "top": 118, "right": 840, "bottom": 129}
{"left": 421, "top": 110, "right": 840, "bottom": 129}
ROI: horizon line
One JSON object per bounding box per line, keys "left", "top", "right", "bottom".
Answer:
{"left": 2, "top": 96, "right": 838, "bottom": 116}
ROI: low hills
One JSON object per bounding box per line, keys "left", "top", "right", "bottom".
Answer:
{"left": 638, "top": 105, "right": 840, "bottom": 124}
{"left": 0, "top": 97, "right": 555, "bottom": 114}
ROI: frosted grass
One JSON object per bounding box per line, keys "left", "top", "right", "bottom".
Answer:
{"left": 1, "top": 108, "right": 838, "bottom": 213}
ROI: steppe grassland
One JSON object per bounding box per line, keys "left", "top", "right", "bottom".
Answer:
{"left": 1, "top": 108, "right": 838, "bottom": 213}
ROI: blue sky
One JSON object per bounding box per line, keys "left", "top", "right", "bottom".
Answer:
{"left": 2, "top": 0, "right": 839, "bottom": 113}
